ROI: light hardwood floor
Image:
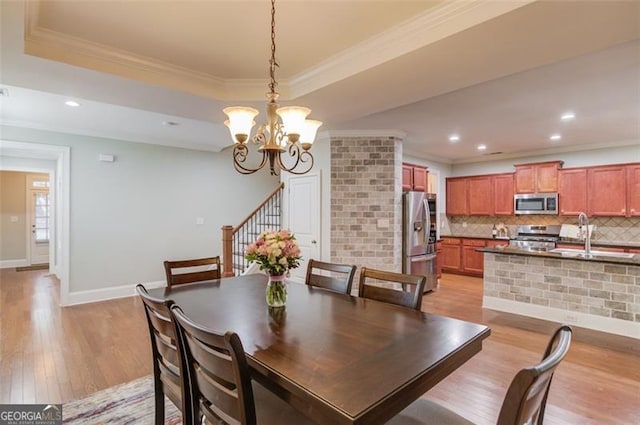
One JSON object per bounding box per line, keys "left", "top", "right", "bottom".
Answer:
{"left": 1, "top": 268, "right": 638, "bottom": 424}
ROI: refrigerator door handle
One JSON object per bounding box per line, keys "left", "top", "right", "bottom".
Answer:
{"left": 410, "top": 254, "right": 437, "bottom": 262}
{"left": 423, "top": 199, "right": 431, "bottom": 237}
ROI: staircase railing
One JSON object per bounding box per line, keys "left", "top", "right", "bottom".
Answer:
{"left": 222, "top": 182, "right": 284, "bottom": 277}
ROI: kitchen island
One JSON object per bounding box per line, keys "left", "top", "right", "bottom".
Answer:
{"left": 479, "top": 246, "right": 640, "bottom": 339}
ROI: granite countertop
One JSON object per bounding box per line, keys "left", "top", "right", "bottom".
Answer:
{"left": 478, "top": 246, "right": 640, "bottom": 266}
{"left": 556, "top": 239, "right": 640, "bottom": 249}
{"left": 441, "top": 234, "right": 510, "bottom": 241}
{"left": 443, "top": 234, "right": 640, "bottom": 249}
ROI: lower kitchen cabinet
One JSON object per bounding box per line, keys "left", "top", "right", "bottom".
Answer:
{"left": 441, "top": 238, "right": 461, "bottom": 272}
{"left": 436, "top": 241, "right": 443, "bottom": 279}
{"left": 462, "top": 239, "right": 486, "bottom": 275}
{"left": 441, "top": 237, "right": 487, "bottom": 277}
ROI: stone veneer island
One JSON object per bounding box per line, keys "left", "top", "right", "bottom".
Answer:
{"left": 479, "top": 246, "right": 640, "bottom": 339}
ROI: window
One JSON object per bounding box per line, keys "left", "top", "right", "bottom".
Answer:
{"left": 33, "top": 192, "right": 50, "bottom": 243}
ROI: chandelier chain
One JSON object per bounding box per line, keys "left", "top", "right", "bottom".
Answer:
{"left": 268, "top": 0, "right": 278, "bottom": 94}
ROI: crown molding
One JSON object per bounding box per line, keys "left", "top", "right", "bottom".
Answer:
{"left": 288, "top": 0, "right": 536, "bottom": 98}
{"left": 23, "top": 2, "right": 270, "bottom": 101}
{"left": 318, "top": 129, "right": 407, "bottom": 142}
{"left": 449, "top": 139, "right": 640, "bottom": 165}
{"left": 1, "top": 119, "right": 227, "bottom": 153}
{"left": 23, "top": 0, "right": 533, "bottom": 102}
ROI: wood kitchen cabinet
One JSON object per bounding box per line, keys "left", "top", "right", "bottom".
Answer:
{"left": 462, "top": 239, "right": 486, "bottom": 275}
{"left": 468, "top": 176, "right": 493, "bottom": 216}
{"left": 440, "top": 237, "right": 486, "bottom": 276}
{"left": 627, "top": 164, "right": 640, "bottom": 217}
{"left": 587, "top": 165, "right": 627, "bottom": 216}
{"left": 441, "top": 238, "right": 461, "bottom": 271}
{"left": 514, "top": 161, "right": 563, "bottom": 193}
{"left": 402, "top": 163, "right": 428, "bottom": 192}
{"left": 493, "top": 173, "right": 514, "bottom": 215}
{"left": 558, "top": 168, "right": 587, "bottom": 215}
{"left": 446, "top": 173, "right": 513, "bottom": 216}
{"left": 446, "top": 178, "right": 468, "bottom": 216}
{"left": 436, "top": 241, "right": 443, "bottom": 279}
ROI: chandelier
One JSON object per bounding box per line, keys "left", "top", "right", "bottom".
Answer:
{"left": 223, "top": 0, "right": 322, "bottom": 176}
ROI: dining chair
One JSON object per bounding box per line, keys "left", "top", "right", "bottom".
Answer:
{"left": 387, "top": 325, "right": 573, "bottom": 425}
{"left": 164, "top": 256, "right": 221, "bottom": 288}
{"left": 358, "top": 267, "right": 426, "bottom": 310}
{"left": 305, "top": 259, "right": 357, "bottom": 295}
{"left": 136, "top": 284, "right": 192, "bottom": 425}
{"left": 170, "top": 305, "right": 317, "bottom": 425}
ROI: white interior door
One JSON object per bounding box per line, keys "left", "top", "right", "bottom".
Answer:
{"left": 285, "top": 173, "right": 320, "bottom": 283}
{"left": 27, "top": 175, "right": 51, "bottom": 265}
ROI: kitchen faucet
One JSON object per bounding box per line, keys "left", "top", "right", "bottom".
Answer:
{"left": 577, "top": 212, "right": 591, "bottom": 257}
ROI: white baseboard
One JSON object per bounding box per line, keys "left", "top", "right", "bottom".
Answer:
{"left": 65, "top": 280, "right": 166, "bottom": 306}
{"left": 483, "top": 296, "right": 640, "bottom": 339}
{"left": 0, "top": 259, "right": 28, "bottom": 269}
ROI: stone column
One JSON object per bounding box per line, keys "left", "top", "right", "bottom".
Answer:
{"left": 330, "top": 136, "right": 403, "bottom": 291}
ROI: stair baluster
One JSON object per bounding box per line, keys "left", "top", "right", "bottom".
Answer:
{"left": 221, "top": 183, "right": 284, "bottom": 277}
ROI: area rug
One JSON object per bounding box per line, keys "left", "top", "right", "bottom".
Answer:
{"left": 63, "top": 375, "right": 182, "bottom": 424}
{"left": 16, "top": 263, "right": 49, "bottom": 271}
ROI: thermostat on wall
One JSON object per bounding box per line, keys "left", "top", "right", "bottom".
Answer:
{"left": 99, "top": 154, "right": 115, "bottom": 162}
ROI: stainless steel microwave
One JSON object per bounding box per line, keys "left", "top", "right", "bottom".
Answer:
{"left": 514, "top": 193, "right": 559, "bottom": 215}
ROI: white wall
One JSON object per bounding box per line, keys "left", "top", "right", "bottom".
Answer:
{"left": 1, "top": 125, "right": 278, "bottom": 293}
{"left": 450, "top": 143, "right": 640, "bottom": 176}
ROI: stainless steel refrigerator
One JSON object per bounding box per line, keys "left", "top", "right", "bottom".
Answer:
{"left": 402, "top": 192, "right": 437, "bottom": 292}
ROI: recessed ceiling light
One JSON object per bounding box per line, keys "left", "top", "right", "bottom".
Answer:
{"left": 65, "top": 100, "right": 80, "bottom": 107}
{"left": 162, "top": 121, "right": 180, "bottom": 126}
{"left": 561, "top": 112, "right": 575, "bottom": 121}
{"left": 448, "top": 134, "right": 460, "bottom": 142}
{"left": 549, "top": 134, "right": 562, "bottom": 141}
{"left": 477, "top": 144, "right": 487, "bottom": 151}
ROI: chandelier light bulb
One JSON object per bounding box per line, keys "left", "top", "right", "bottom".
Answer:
{"left": 299, "top": 120, "right": 323, "bottom": 150}
{"left": 276, "top": 106, "right": 311, "bottom": 142}
{"left": 223, "top": 107, "right": 259, "bottom": 143}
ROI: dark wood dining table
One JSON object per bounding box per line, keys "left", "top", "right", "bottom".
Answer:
{"left": 147, "top": 274, "right": 490, "bottom": 425}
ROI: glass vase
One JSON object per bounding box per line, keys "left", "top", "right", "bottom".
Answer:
{"left": 266, "top": 275, "right": 287, "bottom": 308}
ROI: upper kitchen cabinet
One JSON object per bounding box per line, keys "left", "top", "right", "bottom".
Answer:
{"left": 492, "top": 173, "right": 514, "bottom": 215}
{"left": 446, "top": 173, "right": 513, "bottom": 216}
{"left": 627, "top": 164, "right": 640, "bottom": 217}
{"left": 514, "top": 161, "right": 563, "bottom": 193}
{"left": 587, "top": 165, "right": 627, "bottom": 216}
{"left": 402, "top": 163, "right": 428, "bottom": 192}
{"left": 467, "top": 176, "right": 493, "bottom": 216}
{"left": 558, "top": 168, "right": 587, "bottom": 216}
{"left": 446, "top": 178, "right": 468, "bottom": 215}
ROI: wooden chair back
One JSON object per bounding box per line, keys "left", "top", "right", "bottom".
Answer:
{"left": 496, "top": 325, "right": 573, "bottom": 425}
{"left": 164, "top": 256, "right": 221, "bottom": 288}
{"left": 358, "top": 267, "right": 426, "bottom": 310}
{"left": 171, "top": 305, "right": 256, "bottom": 425}
{"left": 305, "top": 259, "right": 357, "bottom": 295}
{"left": 136, "top": 284, "right": 192, "bottom": 425}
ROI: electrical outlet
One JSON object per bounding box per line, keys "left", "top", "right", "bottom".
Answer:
{"left": 564, "top": 314, "right": 579, "bottom": 323}
{"left": 462, "top": 222, "right": 467, "bottom": 228}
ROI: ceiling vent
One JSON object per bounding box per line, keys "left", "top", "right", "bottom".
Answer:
{"left": 484, "top": 151, "right": 503, "bottom": 156}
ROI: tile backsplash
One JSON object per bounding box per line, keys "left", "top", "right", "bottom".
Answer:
{"left": 445, "top": 215, "right": 640, "bottom": 244}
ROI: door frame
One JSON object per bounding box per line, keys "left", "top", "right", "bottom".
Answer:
{"left": 25, "top": 174, "right": 51, "bottom": 265}
{"left": 0, "top": 140, "right": 71, "bottom": 306}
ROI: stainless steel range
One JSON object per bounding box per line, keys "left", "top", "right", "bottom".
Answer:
{"left": 509, "top": 225, "right": 561, "bottom": 251}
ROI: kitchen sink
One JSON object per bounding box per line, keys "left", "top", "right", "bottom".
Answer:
{"left": 548, "top": 248, "right": 636, "bottom": 259}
